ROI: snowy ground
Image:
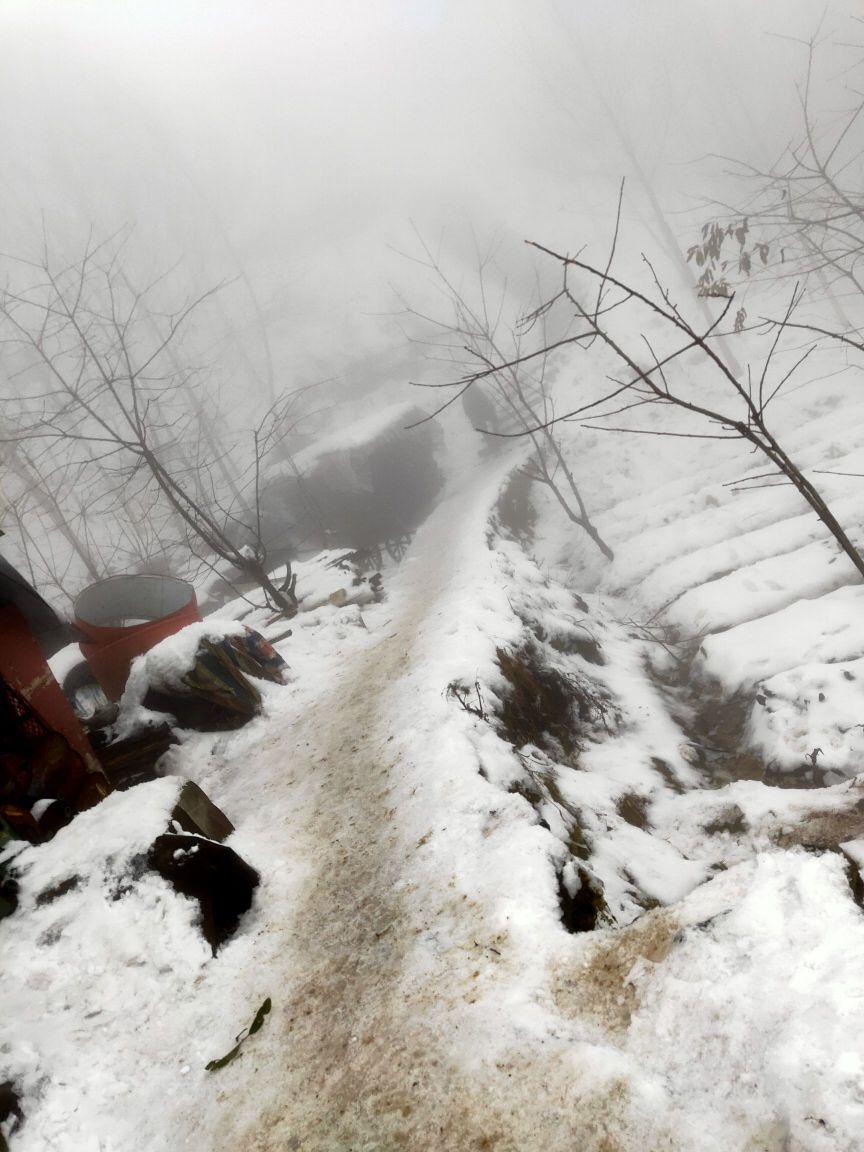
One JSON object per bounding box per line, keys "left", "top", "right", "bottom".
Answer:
{"left": 4, "top": 364, "right": 864, "bottom": 1150}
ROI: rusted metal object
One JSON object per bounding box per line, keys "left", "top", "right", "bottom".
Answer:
{"left": 74, "top": 575, "right": 201, "bottom": 701}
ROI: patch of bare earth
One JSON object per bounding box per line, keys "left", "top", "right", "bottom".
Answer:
{"left": 552, "top": 911, "right": 680, "bottom": 1036}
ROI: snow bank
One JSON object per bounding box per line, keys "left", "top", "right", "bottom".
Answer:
{"left": 625, "top": 850, "right": 864, "bottom": 1149}
{"left": 0, "top": 779, "right": 214, "bottom": 1152}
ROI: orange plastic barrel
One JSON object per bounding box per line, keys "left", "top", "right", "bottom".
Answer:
{"left": 74, "top": 575, "right": 201, "bottom": 701}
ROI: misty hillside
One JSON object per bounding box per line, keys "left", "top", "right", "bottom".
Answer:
{"left": 3, "top": 3, "right": 864, "bottom": 1151}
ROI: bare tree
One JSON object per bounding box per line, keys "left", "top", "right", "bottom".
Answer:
{"left": 419, "top": 211, "right": 864, "bottom": 581}
{"left": 398, "top": 230, "right": 614, "bottom": 560}
{"left": 1, "top": 438, "right": 101, "bottom": 592}
{"left": 689, "top": 31, "right": 864, "bottom": 329}
{"left": 0, "top": 233, "right": 300, "bottom": 614}
{"left": 1, "top": 409, "right": 194, "bottom": 604}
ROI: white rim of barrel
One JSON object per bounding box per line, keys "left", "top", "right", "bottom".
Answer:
{"left": 74, "top": 574, "right": 195, "bottom": 630}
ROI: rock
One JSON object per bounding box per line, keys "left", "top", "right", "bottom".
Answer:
{"left": 0, "top": 1081, "right": 22, "bottom": 1151}
{"left": 170, "top": 780, "right": 234, "bottom": 843}
{"left": 147, "top": 834, "right": 259, "bottom": 954}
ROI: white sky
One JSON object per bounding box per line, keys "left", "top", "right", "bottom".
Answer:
{"left": 0, "top": 0, "right": 857, "bottom": 395}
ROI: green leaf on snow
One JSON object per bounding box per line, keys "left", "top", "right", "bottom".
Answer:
{"left": 205, "top": 997, "right": 272, "bottom": 1071}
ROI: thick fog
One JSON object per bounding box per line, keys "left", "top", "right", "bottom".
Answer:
{"left": 1, "top": 0, "right": 851, "bottom": 386}
{"left": 0, "top": 0, "right": 860, "bottom": 598}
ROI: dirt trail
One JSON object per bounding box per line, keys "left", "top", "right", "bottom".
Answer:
{"left": 233, "top": 532, "right": 516, "bottom": 1149}
{"left": 220, "top": 478, "right": 674, "bottom": 1152}
{"left": 256, "top": 637, "right": 433, "bottom": 1147}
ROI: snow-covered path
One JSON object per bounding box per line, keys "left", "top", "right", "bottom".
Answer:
{"left": 229, "top": 534, "right": 487, "bottom": 1149}
{"left": 196, "top": 458, "right": 675, "bottom": 1151}
{"left": 204, "top": 464, "right": 543, "bottom": 1147}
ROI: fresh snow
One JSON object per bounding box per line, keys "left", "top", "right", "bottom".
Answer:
{"left": 4, "top": 366, "right": 864, "bottom": 1150}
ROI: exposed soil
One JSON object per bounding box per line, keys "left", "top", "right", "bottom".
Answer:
{"left": 652, "top": 648, "right": 840, "bottom": 790}
{"left": 495, "top": 641, "right": 614, "bottom": 763}
{"left": 552, "top": 910, "right": 680, "bottom": 1035}
{"left": 496, "top": 643, "right": 582, "bottom": 758}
